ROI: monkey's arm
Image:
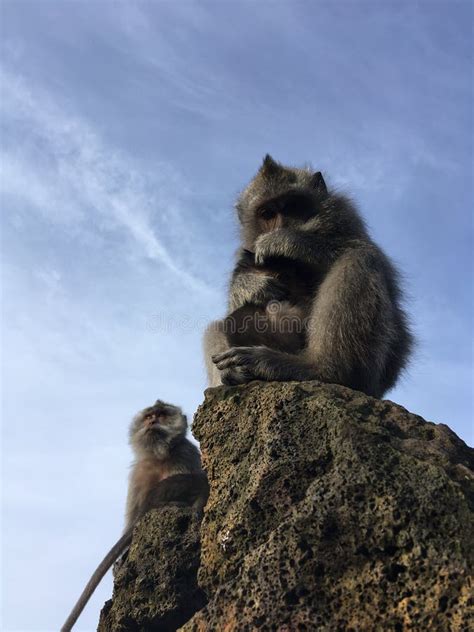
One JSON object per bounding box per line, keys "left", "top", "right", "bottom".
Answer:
{"left": 228, "top": 248, "right": 288, "bottom": 311}
{"left": 61, "top": 530, "right": 132, "bottom": 632}
{"left": 146, "top": 473, "right": 210, "bottom": 515}
{"left": 254, "top": 228, "right": 337, "bottom": 268}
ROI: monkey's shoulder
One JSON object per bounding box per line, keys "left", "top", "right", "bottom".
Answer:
{"left": 334, "top": 241, "right": 398, "bottom": 278}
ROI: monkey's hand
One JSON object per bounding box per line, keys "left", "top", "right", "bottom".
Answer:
{"left": 212, "top": 346, "right": 292, "bottom": 385}
{"left": 255, "top": 229, "right": 318, "bottom": 266}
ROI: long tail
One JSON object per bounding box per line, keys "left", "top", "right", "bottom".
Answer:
{"left": 61, "top": 529, "right": 132, "bottom": 632}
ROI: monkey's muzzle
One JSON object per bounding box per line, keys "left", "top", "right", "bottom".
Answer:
{"left": 143, "top": 412, "right": 167, "bottom": 430}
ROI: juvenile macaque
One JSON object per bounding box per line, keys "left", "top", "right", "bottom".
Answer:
{"left": 204, "top": 155, "right": 413, "bottom": 398}
{"left": 224, "top": 300, "right": 306, "bottom": 354}
{"left": 61, "top": 401, "right": 208, "bottom": 632}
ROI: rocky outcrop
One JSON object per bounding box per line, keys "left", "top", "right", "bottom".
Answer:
{"left": 98, "top": 508, "right": 205, "bottom": 631}
{"left": 101, "top": 381, "right": 473, "bottom": 631}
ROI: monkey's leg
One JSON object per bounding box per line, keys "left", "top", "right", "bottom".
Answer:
{"left": 203, "top": 320, "right": 229, "bottom": 386}
{"left": 302, "top": 250, "right": 394, "bottom": 396}
{"left": 146, "top": 473, "right": 210, "bottom": 512}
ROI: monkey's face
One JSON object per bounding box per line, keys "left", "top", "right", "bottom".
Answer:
{"left": 236, "top": 155, "right": 327, "bottom": 249}
{"left": 130, "top": 400, "right": 187, "bottom": 456}
{"left": 255, "top": 191, "right": 317, "bottom": 235}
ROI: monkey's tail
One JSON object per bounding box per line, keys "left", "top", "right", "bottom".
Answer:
{"left": 60, "top": 529, "right": 132, "bottom": 632}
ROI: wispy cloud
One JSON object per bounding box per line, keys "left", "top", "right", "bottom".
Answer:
{"left": 0, "top": 67, "right": 216, "bottom": 296}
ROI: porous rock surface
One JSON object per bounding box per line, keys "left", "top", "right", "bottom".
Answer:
{"left": 98, "top": 507, "right": 205, "bottom": 632}
{"left": 100, "top": 381, "right": 473, "bottom": 631}
{"left": 184, "top": 381, "right": 473, "bottom": 631}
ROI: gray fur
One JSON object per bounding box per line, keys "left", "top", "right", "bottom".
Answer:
{"left": 126, "top": 400, "right": 202, "bottom": 526}
{"left": 61, "top": 400, "right": 207, "bottom": 632}
{"left": 206, "top": 155, "right": 413, "bottom": 398}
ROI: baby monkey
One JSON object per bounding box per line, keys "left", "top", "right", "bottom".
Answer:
{"left": 223, "top": 248, "right": 310, "bottom": 354}
{"left": 61, "top": 400, "right": 208, "bottom": 632}
{"left": 205, "top": 248, "right": 310, "bottom": 386}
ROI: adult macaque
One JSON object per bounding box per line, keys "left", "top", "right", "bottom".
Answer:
{"left": 205, "top": 155, "right": 413, "bottom": 398}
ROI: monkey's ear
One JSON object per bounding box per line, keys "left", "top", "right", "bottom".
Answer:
{"left": 310, "top": 171, "right": 327, "bottom": 195}
{"left": 260, "top": 154, "right": 281, "bottom": 178}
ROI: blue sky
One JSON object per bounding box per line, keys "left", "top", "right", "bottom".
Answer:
{"left": 1, "top": 1, "right": 472, "bottom": 630}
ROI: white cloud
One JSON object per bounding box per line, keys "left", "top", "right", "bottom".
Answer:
{"left": 0, "top": 67, "right": 216, "bottom": 297}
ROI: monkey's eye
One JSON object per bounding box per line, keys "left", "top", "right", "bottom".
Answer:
{"left": 260, "top": 208, "right": 276, "bottom": 221}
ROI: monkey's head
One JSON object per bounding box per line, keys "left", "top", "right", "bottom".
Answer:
{"left": 129, "top": 400, "right": 187, "bottom": 459}
{"left": 236, "top": 155, "right": 328, "bottom": 249}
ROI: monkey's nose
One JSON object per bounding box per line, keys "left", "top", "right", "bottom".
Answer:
{"left": 144, "top": 414, "right": 156, "bottom": 427}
